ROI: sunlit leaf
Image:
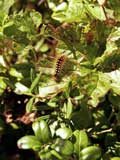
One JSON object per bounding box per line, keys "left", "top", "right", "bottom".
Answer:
{"left": 84, "top": 3, "right": 106, "bottom": 21}
{"left": 80, "top": 146, "right": 101, "bottom": 160}
{"left": 56, "top": 127, "right": 72, "bottom": 139}
{"left": 0, "top": 0, "right": 15, "bottom": 13}
{"left": 66, "top": 98, "right": 73, "bottom": 119}
{"left": 73, "top": 130, "right": 88, "bottom": 156}
{"left": 38, "top": 83, "right": 66, "bottom": 98}
{"left": 0, "top": 77, "right": 7, "bottom": 95}
{"left": 32, "top": 120, "right": 51, "bottom": 143}
{"left": 51, "top": 0, "right": 86, "bottom": 23}
{"left": 30, "top": 10, "right": 42, "bottom": 28}
{"left": 88, "top": 72, "right": 111, "bottom": 107}
{"left": 111, "top": 157, "right": 120, "bottom": 160}
{"left": 17, "top": 135, "right": 41, "bottom": 151}
{"left": 107, "top": 70, "right": 120, "bottom": 95}
{"left": 15, "top": 82, "right": 29, "bottom": 93}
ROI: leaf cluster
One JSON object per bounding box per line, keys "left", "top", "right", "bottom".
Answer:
{"left": 0, "top": 0, "right": 120, "bottom": 160}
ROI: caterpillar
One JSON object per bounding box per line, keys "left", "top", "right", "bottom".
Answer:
{"left": 53, "top": 54, "right": 66, "bottom": 81}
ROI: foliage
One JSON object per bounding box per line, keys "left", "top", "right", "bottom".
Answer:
{"left": 0, "top": 0, "right": 120, "bottom": 160}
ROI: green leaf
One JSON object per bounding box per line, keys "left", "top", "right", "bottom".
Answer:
{"left": 0, "top": 77, "right": 7, "bottom": 95}
{"left": 55, "top": 2, "right": 68, "bottom": 12}
{"left": 17, "top": 135, "right": 41, "bottom": 151}
{"left": 40, "top": 43, "right": 49, "bottom": 52}
{"left": 26, "top": 97, "right": 35, "bottom": 113}
{"left": 80, "top": 146, "right": 101, "bottom": 160}
{"left": 50, "top": 150, "right": 63, "bottom": 160}
{"left": 0, "top": 11, "right": 7, "bottom": 26}
{"left": 66, "top": 98, "right": 73, "bottom": 119}
{"left": 71, "top": 106, "right": 92, "bottom": 129}
{"left": 111, "top": 158, "right": 120, "bottom": 160}
{"left": 88, "top": 72, "right": 111, "bottom": 107}
{"left": 84, "top": 4, "right": 106, "bottom": 21}
{"left": 107, "top": 70, "right": 120, "bottom": 95}
{"left": 73, "top": 130, "right": 88, "bottom": 156}
{"left": 30, "top": 10, "right": 42, "bottom": 28}
{"left": 15, "top": 82, "right": 29, "bottom": 93}
{"left": 94, "top": 27, "right": 120, "bottom": 68}
{"left": 32, "top": 119, "right": 51, "bottom": 143}
{"left": 0, "top": 0, "right": 15, "bottom": 13}
{"left": 51, "top": 0, "right": 86, "bottom": 23}
{"left": 39, "top": 150, "right": 53, "bottom": 160}
{"left": 9, "top": 68, "right": 23, "bottom": 79}
{"left": 30, "top": 72, "right": 41, "bottom": 93}
{"left": 53, "top": 138, "right": 74, "bottom": 156}
{"left": 109, "top": 93, "right": 120, "bottom": 108}
{"left": 38, "top": 83, "right": 66, "bottom": 98}
{"left": 62, "top": 98, "right": 73, "bottom": 119}
{"left": 56, "top": 127, "right": 72, "bottom": 139}
{"left": 107, "top": 27, "right": 120, "bottom": 42}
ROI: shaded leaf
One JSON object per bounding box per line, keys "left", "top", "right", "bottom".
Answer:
{"left": 53, "top": 138, "right": 74, "bottom": 156}
{"left": 71, "top": 106, "right": 92, "bottom": 129}
{"left": 30, "top": 72, "right": 41, "bottom": 93}
{"left": 26, "top": 97, "right": 35, "bottom": 113}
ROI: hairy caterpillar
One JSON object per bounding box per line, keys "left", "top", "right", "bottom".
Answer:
{"left": 53, "top": 54, "right": 66, "bottom": 81}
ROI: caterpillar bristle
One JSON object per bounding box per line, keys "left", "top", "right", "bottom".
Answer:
{"left": 53, "top": 54, "right": 66, "bottom": 81}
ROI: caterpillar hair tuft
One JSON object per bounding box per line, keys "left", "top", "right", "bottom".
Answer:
{"left": 53, "top": 54, "right": 66, "bottom": 81}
